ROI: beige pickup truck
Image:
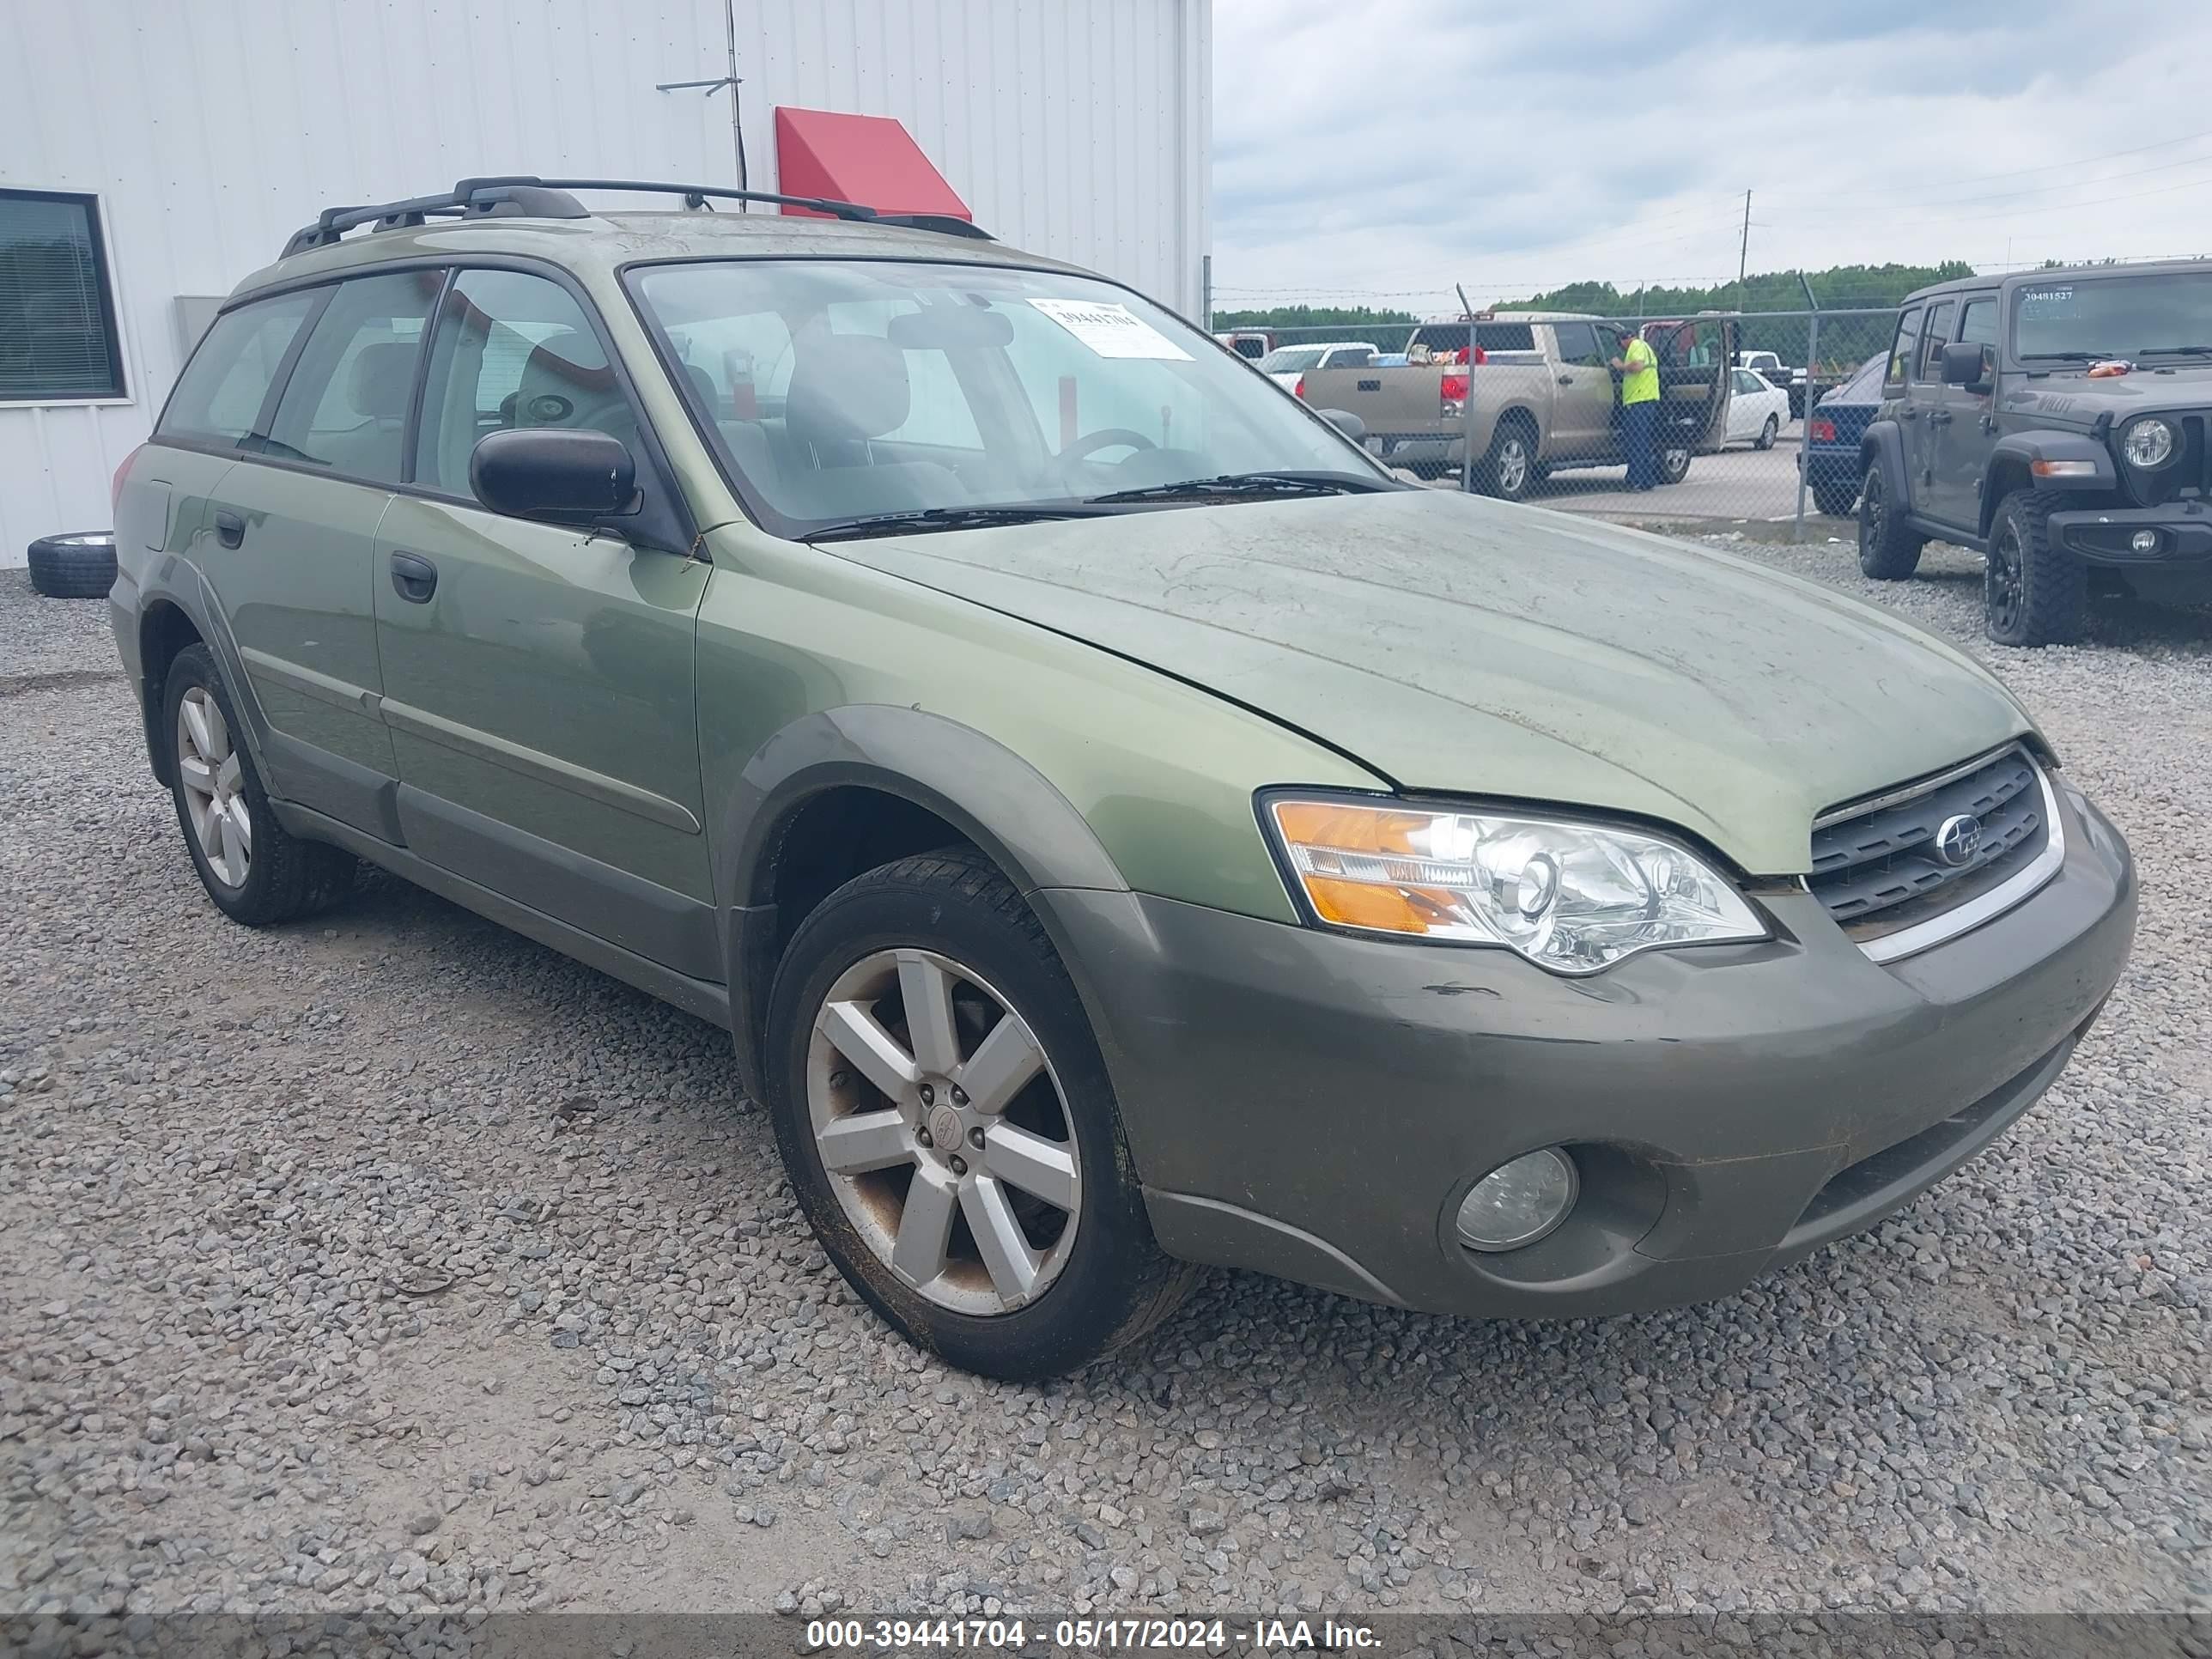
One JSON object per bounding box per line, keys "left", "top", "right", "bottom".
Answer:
{"left": 1299, "top": 313, "right": 1735, "bottom": 500}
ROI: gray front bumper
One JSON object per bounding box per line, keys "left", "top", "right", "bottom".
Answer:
{"left": 1040, "top": 785, "right": 2135, "bottom": 1318}
{"left": 2049, "top": 501, "right": 2212, "bottom": 563}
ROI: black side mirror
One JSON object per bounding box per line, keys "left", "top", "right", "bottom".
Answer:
{"left": 1941, "top": 341, "right": 1992, "bottom": 391}
{"left": 470, "top": 428, "right": 637, "bottom": 525}
{"left": 1317, "top": 407, "right": 1367, "bottom": 441}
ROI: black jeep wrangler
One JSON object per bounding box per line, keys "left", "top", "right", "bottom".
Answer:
{"left": 1857, "top": 261, "right": 2212, "bottom": 645}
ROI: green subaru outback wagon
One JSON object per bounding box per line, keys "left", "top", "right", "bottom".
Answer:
{"left": 111, "top": 178, "right": 2136, "bottom": 1380}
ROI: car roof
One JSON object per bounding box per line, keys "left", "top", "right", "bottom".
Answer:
{"left": 229, "top": 208, "right": 1090, "bottom": 301}
{"left": 1900, "top": 258, "right": 2212, "bottom": 307}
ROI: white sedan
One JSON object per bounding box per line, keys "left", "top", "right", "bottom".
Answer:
{"left": 1724, "top": 368, "right": 1793, "bottom": 449}
{"left": 1255, "top": 341, "right": 1380, "bottom": 392}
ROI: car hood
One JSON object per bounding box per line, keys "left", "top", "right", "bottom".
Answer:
{"left": 828, "top": 490, "right": 2037, "bottom": 875}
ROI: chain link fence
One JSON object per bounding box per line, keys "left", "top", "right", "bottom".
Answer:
{"left": 1232, "top": 308, "right": 1899, "bottom": 533}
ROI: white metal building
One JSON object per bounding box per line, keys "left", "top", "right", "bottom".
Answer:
{"left": 0, "top": 0, "right": 1212, "bottom": 563}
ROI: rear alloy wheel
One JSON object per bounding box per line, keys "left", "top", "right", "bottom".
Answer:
{"left": 1481, "top": 426, "right": 1535, "bottom": 501}
{"left": 177, "top": 684, "right": 252, "bottom": 891}
{"left": 1985, "top": 490, "right": 2087, "bottom": 647}
{"left": 1856, "top": 464, "right": 1924, "bottom": 579}
{"left": 765, "top": 850, "right": 1194, "bottom": 1379}
{"left": 1754, "top": 414, "right": 1779, "bottom": 452}
{"left": 162, "top": 644, "right": 356, "bottom": 926}
{"left": 1657, "top": 442, "right": 1692, "bottom": 485}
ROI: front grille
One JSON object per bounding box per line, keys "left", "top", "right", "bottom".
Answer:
{"left": 1807, "top": 747, "right": 2049, "bottom": 940}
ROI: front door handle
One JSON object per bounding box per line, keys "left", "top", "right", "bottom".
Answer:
{"left": 1928, "top": 410, "right": 1954, "bottom": 426}
{"left": 214, "top": 509, "right": 246, "bottom": 549}
{"left": 1557, "top": 374, "right": 1575, "bottom": 386}
{"left": 389, "top": 550, "right": 439, "bottom": 605}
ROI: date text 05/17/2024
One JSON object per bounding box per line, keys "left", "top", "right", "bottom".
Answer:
{"left": 805, "top": 1617, "right": 1382, "bottom": 1651}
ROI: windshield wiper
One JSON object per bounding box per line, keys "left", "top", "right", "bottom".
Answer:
{"left": 2019, "top": 351, "right": 2102, "bottom": 362}
{"left": 1084, "top": 470, "right": 1389, "bottom": 505}
{"left": 2136, "top": 344, "right": 2212, "bottom": 356}
{"left": 804, "top": 504, "right": 1104, "bottom": 543}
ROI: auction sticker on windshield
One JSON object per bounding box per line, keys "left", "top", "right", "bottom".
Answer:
{"left": 1029, "top": 298, "right": 1192, "bottom": 360}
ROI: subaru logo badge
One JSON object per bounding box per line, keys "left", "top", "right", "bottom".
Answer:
{"left": 1936, "top": 813, "right": 1984, "bottom": 866}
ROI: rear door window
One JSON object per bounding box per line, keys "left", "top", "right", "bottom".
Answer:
{"left": 1549, "top": 322, "right": 1601, "bottom": 367}
{"left": 260, "top": 269, "right": 443, "bottom": 481}
{"left": 156, "top": 291, "right": 319, "bottom": 447}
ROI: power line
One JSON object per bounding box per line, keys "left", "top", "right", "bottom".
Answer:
{"left": 1766, "top": 150, "right": 2212, "bottom": 217}
{"left": 1770, "top": 172, "right": 2212, "bottom": 232}
{"left": 1761, "top": 127, "right": 2212, "bottom": 203}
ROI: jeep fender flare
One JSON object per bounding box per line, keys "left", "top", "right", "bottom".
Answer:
{"left": 714, "top": 704, "right": 1130, "bottom": 1101}
{"left": 1857, "top": 418, "right": 1909, "bottom": 506}
{"left": 1979, "top": 431, "right": 2118, "bottom": 538}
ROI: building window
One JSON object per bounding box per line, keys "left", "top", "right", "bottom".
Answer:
{"left": 0, "top": 189, "right": 127, "bottom": 402}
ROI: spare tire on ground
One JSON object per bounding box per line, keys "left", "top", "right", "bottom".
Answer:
{"left": 27, "top": 532, "right": 118, "bottom": 599}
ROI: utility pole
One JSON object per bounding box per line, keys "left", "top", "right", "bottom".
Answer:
{"left": 657, "top": 0, "right": 750, "bottom": 205}
{"left": 1736, "top": 189, "right": 1753, "bottom": 304}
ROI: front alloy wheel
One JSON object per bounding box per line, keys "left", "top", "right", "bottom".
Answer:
{"left": 764, "top": 849, "right": 1194, "bottom": 1379}
{"left": 809, "top": 947, "right": 1080, "bottom": 1315}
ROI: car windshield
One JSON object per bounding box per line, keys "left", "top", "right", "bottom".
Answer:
{"left": 627, "top": 260, "right": 1376, "bottom": 538}
{"left": 2013, "top": 272, "right": 2212, "bottom": 360}
{"left": 1256, "top": 346, "right": 1328, "bottom": 372}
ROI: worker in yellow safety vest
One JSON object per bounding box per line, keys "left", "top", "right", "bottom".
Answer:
{"left": 1611, "top": 329, "right": 1662, "bottom": 490}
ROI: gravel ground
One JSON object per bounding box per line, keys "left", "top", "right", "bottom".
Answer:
{"left": 1, "top": 545, "right": 2207, "bottom": 1632}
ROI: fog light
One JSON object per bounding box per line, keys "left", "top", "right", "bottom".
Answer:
{"left": 1455, "top": 1149, "right": 1577, "bottom": 1252}
{"left": 2130, "top": 529, "right": 2160, "bottom": 554}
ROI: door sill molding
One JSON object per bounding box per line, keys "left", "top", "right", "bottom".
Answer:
{"left": 268, "top": 799, "right": 730, "bottom": 1027}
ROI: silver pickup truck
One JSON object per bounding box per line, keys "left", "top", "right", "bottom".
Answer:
{"left": 1300, "top": 313, "right": 1735, "bottom": 500}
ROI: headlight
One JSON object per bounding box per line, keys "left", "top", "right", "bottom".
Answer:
{"left": 1264, "top": 796, "right": 1768, "bottom": 975}
{"left": 2123, "top": 417, "right": 2175, "bottom": 469}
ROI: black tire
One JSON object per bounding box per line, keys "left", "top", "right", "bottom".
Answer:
{"left": 161, "top": 645, "right": 356, "bottom": 926}
{"left": 1656, "top": 441, "right": 1692, "bottom": 485}
{"left": 1856, "top": 463, "right": 1924, "bottom": 579}
{"left": 1478, "top": 419, "right": 1537, "bottom": 501}
{"left": 1985, "top": 490, "right": 2087, "bottom": 647}
{"left": 764, "top": 849, "right": 1195, "bottom": 1381}
{"left": 1754, "top": 414, "right": 1779, "bottom": 452}
{"left": 27, "top": 532, "right": 118, "bottom": 599}
{"left": 1812, "top": 476, "right": 1859, "bottom": 518}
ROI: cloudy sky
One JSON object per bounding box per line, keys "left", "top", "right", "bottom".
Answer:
{"left": 1211, "top": 0, "right": 2212, "bottom": 310}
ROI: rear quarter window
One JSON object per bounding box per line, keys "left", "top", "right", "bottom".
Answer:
{"left": 155, "top": 290, "right": 319, "bottom": 447}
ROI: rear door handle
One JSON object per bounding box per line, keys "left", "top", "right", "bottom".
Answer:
{"left": 389, "top": 550, "right": 439, "bottom": 604}
{"left": 1928, "top": 410, "right": 1954, "bottom": 426}
{"left": 1357, "top": 378, "right": 1382, "bottom": 392}
{"left": 1558, "top": 374, "right": 1575, "bottom": 386}
{"left": 214, "top": 509, "right": 246, "bottom": 549}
